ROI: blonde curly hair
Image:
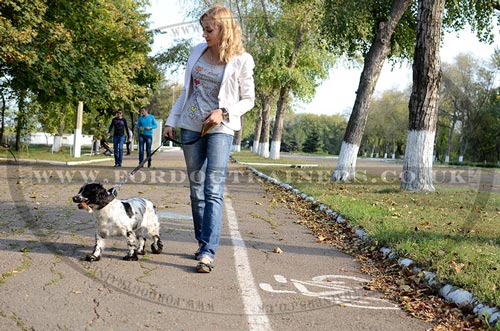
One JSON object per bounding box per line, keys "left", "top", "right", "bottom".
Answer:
{"left": 200, "top": 5, "right": 244, "bottom": 64}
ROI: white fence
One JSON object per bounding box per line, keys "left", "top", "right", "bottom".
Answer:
{"left": 27, "top": 132, "right": 94, "bottom": 146}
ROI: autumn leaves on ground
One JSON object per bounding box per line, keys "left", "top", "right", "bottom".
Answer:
{"left": 233, "top": 152, "right": 500, "bottom": 330}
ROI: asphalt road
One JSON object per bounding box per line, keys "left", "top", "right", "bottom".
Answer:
{"left": 0, "top": 150, "right": 433, "bottom": 331}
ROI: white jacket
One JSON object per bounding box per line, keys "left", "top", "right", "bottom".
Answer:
{"left": 165, "top": 43, "right": 255, "bottom": 132}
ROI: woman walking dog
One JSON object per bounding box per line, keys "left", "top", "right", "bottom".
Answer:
{"left": 163, "top": 5, "right": 255, "bottom": 273}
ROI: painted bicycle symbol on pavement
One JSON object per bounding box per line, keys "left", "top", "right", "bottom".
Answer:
{"left": 259, "top": 274, "right": 400, "bottom": 310}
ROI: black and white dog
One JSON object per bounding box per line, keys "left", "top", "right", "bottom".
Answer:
{"left": 72, "top": 183, "right": 163, "bottom": 261}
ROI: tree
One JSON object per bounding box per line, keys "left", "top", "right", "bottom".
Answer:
{"left": 328, "top": 0, "right": 414, "bottom": 181}
{"left": 325, "top": 0, "right": 499, "bottom": 181}
{"left": 280, "top": 113, "right": 346, "bottom": 154}
{"left": 440, "top": 53, "right": 497, "bottom": 162}
{"left": 1, "top": 0, "right": 157, "bottom": 150}
{"left": 244, "top": 1, "right": 278, "bottom": 158}
{"left": 364, "top": 89, "right": 409, "bottom": 158}
{"left": 302, "top": 124, "right": 323, "bottom": 153}
{"left": 401, "top": 0, "right": 446, "bottom": 192}
{"left": 251, "top": 106, "right": 263, "bottom": 152}
{"left": 154, "top": 39, "right": 192, "bottom": 72}
{"left": 257, "top": 93, "right": 274, "bottom": 158}
{"left": 268, "top": 0, "right": 334, "bottom": 159}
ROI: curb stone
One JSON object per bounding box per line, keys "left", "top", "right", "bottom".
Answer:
{"left": 244, "top": 164, "right": 500, "bottom": 328}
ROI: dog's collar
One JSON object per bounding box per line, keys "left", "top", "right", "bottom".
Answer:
{"left": 108, "top": 187, "right": 118, "bottom": 198}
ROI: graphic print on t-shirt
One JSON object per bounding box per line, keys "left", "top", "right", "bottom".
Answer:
{"left": 184, "top": 58, "right": 224, "bottom": 124}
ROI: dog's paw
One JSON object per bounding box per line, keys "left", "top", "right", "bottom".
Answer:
{"left": 85, "top": 254, "right": 101, "bottom": 262}
{"left": 137, "top": 249, "right": 146, "bottom": 255}
{"left": 151, "top": 241, "right": 163, "bottom": 254}
{"left": 123, "top": 252, "right": 139, "bottom": 261}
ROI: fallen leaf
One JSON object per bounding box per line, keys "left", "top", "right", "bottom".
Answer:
{"left": 316, "top": 235, "right": 326, "bottom": 242}
{"left": 273, "top": 246, "right": 283, "bottom": 254}
{"left": 449, "top": 261, "right": 465, "bottom": 274}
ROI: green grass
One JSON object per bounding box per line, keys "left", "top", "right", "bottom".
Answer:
{"left": 0, "top": 144, "right": 112, "bottom": 162}
{"left": 232, "top": 151, "right": 500, "bottom": 308}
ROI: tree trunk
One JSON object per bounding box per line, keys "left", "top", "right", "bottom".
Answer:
{"left": 130, "top": 111, "right": 136, "bottom": 136}
{"left": 445, "top": 114, "right": 456, "bottom": 163}
{"left": 258, "top": 98, "right": 271, "bottom": 158}
{"left": 331, "top": 0, "right": 412, "bottom": 181}
{"left": 232, "top": 119, "right": 242, "bottom": 151}
{"left": 14, "top": 90, "right": 27, "bottom": 152}
{"left": 1, "top": 92, "right": 5, "bottom": 144}
{"left": 457, "top": 121, "right": 468, "bottom": 161}
{"left": 401, "top": 0, "right": 445, "bottom": 192}
{"left": 270, "top": 24, "right": 305, "bottom": 160}
{"left": 269, "top": 87, "right": 288, "bottom": 160}
{"left": 252, "top": 107, "right": 263, "bottom": 153}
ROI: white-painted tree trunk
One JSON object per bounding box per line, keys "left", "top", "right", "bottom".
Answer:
{"left": 331, "top": 141, "right": 359, "bottom": 182}
{"left": 401, "top": 130, "right": 435, "bottom": 191}
{"left": 231, "top": 144, "right": 241, "bottom": 152}
{"left": 269, "top": 140, "right": 281, "bottom": 160}
{"left": 52, "top": 135, "right": 62, "bottom": 153}
{"left": 258, "top": 141, "right": 269, "bottom": 158}
{"left": 252, "top": 141, "right": 260, "bottom": 154}
{"left": 445, "top": 155, "right": 450, "bottom": 163}
{"left": 458, "top": 155, "right": 463, "bottom": 162}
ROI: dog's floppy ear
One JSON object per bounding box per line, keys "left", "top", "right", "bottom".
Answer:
{"left": 94, "top": 185, "right": 114, "bottom": 206}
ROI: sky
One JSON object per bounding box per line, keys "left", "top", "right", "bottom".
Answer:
{"left": 146, "top": 0, "right": 499, "bottom": 116}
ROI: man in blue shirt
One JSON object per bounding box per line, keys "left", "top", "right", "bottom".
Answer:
{"left": 136, "top": 106, "right": 158, "bottom": 168}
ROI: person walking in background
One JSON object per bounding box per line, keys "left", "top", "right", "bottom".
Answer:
{"left": 125, "top": 127, "right": 133, "bottom": 156}
{"left": 108, "top": 109, "right": 130, "bottom": 167}
{"left": 163, "top": 5, "right": 255, "bottom": 273}
{"left": 136, "top": 106, "right": 158, "bottom": 168}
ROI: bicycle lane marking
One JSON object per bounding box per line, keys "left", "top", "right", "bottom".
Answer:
{"left": 259, "top": 274, "right": 400, "bottom": 310}
{"left": 225, "top": 191, "right": 273, "bottom": 331}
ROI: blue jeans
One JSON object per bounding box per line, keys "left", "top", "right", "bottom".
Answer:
{"left": 181, "top": 129, "right": 233, "bottom": 262}
{"left": 138, "top": 134, "right": 153, "bottom": 164}
{"left": 113, "top": 135, "right": 125, "bottom": 166}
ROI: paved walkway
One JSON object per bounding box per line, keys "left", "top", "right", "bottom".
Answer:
{"left": 0, "top": 150, "right": 430, "bottom": 331}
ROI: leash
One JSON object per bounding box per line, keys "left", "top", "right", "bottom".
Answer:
{"left": 1, "top": 144, "right": 18, "bottom": 163}
{"left": 110, "top": 124, "right": 214, "bottom": 197}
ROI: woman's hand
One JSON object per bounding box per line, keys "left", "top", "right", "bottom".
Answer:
{"left": 203, "top": 108, "right": 224, "bottom": 127}
{"left": 163, "top": 126, "right": 175, "bottom": 139}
